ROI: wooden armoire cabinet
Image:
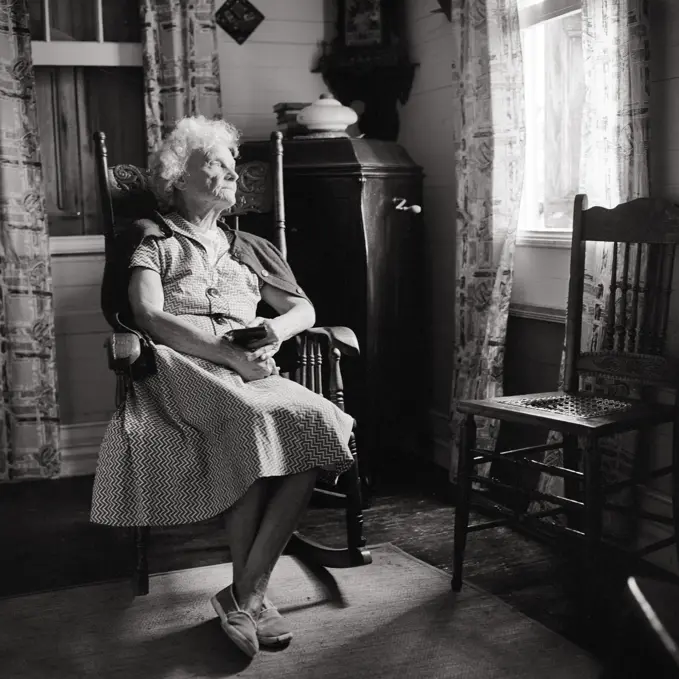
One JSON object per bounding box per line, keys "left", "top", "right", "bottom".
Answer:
{"left": 239, "top": 137, "right": 424, "bottom": 482}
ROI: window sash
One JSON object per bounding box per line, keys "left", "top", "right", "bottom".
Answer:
{"left": 519, "top": 0, "right": 581, "bottom": 29}
{"left": 32, "top": 41, "right": 143, "bottom": 66}
{"left": 34, "top": 0, "right": 141, "bottom": 64}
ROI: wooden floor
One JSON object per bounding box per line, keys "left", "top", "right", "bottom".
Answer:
{"left": 0, "top": 454, "right": 673, "bottom": 664}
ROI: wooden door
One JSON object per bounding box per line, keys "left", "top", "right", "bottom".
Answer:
{"left": 35, "top": 66, "right": 145, "bottom": 236}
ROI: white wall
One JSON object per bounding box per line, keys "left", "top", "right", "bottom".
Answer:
{"left": 398, "top": 0, "right": 456, "bottom": 468}
{"left": 51, "top": 0, "right": 336, "bottom": 474}
{"left": 218, "top": 0, "right": 333, "bottom": 139}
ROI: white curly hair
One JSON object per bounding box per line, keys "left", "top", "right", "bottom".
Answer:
{"left": 150, "top": 115, "right": 241, "bottom": 207}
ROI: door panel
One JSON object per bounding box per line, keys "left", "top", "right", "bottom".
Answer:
{"left": 35, "top": 67, "right": 85, "bottom": 237}
{"left": 35, "top": 66, "right": 145, "bottom": 237}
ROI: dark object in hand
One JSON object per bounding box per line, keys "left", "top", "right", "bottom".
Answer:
{"left": 230, "top": 326, "right": 268, "bottom": 348}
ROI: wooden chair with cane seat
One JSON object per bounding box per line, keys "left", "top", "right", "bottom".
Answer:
{"left": 94, "top": 129, "right": 372, "bottom": 595}
{"left": 452, "top": 194, "right": 679, "bottom": 594}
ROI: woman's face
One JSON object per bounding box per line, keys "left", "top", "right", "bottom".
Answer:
{"left": 179, "top": 145, "right": 239, "bottom": 209}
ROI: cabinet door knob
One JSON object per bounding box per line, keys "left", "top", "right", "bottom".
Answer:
{"left": 393, "top": 198, "right": 422, "bottom": 214}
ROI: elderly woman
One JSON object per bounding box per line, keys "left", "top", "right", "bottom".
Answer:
{"left": 91, "top": 116, "right": 355, "bottom": 657}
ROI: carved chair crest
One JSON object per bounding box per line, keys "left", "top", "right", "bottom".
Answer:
{"left": 106, "top": 160, "right": 273, "bottom": 220}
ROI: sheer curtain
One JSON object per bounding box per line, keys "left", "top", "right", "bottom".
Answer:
{"left": 449, "top": 0, "right": 526, "bottom": 476}
{"left": 0, "top": 0, "right": 61, "bottom": 481}
{"left": 533, "top": 0, "right": 651, "bottom": 539}
{"left": 141, "top": 0, "right": 223, "bottom": 157}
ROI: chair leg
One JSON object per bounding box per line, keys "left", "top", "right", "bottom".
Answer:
{"left": 132, "top": 526, "right": 150, "bottom": 596}
{"left": 583, "top": 435, "right": 603, "bottom": 616}
{"left": 452, "top": 414, "right": 476, "bottom": 592}
{"left": 562, "top": 433, "right": 582, "bottom": 531}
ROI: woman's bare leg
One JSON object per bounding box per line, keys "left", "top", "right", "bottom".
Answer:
{"left": 234, "top": 469, "right": 317, "bottom": 617}
{"left": 223, "top": 479, "right": 269, "bottom": 588}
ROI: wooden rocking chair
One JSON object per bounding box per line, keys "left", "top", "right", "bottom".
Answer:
{"left": 94, "top": 130, "right": 372, "bottom": 595}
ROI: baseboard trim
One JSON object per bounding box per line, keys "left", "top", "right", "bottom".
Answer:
{"left": 60, "top": 421, "right": 107, "bottom": 477}
{"left": 509, "top": 303, "right": 566, "bottom": 324}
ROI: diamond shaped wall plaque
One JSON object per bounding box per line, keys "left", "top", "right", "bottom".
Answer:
{"left": 215, "top": 0, "right": 265, "bottom": 45}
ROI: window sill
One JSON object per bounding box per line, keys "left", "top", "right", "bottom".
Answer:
{"left": 32, "top": 42, "right": 143, "bottom": 67}
{"left": 516, "top": 230, "right": 572, "bottom": 249}
{"left": 50, "top": 236, "right": 105, "bottom": 256}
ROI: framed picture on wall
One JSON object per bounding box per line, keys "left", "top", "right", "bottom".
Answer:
{"left": 338, "top": 0, "right": 385, "bottom": 47}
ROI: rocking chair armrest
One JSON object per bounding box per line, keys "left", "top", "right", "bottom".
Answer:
{"left": 306, "top": 326, "right": 360, "bottom": 357}
{"left": 106, "top": 332, "right": 142, "bottom": 372}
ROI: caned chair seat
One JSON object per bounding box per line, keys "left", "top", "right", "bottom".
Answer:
{"left": 457, "top": 391, "right": 676, "bottom": 437}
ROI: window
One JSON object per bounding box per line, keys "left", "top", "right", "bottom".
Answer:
{"left": 517, "top": 0, "right": 584, "bottom": 247}
{"left": 28, "top": 1, "right": 146, "bottom": 246}
{"left": 29, "top": 0, "right": 143, "bottom": 66}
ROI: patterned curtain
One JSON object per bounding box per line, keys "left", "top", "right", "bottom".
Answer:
{"left": 449, "top": 0, "right": 526, "bottom": 476}
{"left": 0, "top": 0, "right": 60, "bottom": 481}
{"left": 141, "top": 0, "right": 223, "bottom": 157}
{"left": 534, "top": 0, "right": 651, "bottom": 538}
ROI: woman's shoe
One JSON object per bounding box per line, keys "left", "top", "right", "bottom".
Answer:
{"left": 257, "top": 599, "right": 293, "bottom": 647}
{"left": 211, "top": 586, "right": 259, "bottom": 658}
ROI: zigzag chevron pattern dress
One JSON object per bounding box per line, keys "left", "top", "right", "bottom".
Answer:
{"left": 90, "top": 215, "right": 355, "bottom": 526}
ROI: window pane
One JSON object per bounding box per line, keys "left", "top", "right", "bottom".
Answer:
{"left": 27, "top": 0, "right": 45, "bottom": 40}
{"left": 49, "top": 0, "right": 98, "bottom": 41}
{"left": 520, "top": 10, "right": 584, "bottom": 232}
{"left": 543, "top": 13, "right": 583, "bottom": 230}
{"left": 102, "top": 0, "right": 142, "bottom": 42}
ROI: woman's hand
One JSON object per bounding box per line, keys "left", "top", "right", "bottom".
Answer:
{"left": 237, "top": 355, "right": 278, "bottom": 382}
{"left": 243, "top": 317, "right": 283, "bottom": 362}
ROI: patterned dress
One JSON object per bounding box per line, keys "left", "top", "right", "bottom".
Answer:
{"left": 90, "top": 214, "right": 355, "bottom": 526}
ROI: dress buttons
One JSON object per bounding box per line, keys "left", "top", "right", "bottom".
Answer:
{"left": 296, "top": 286, "right": 303, "bottom": 294}
{"left": 261, "top": 269, "right": 269, "bottom": 278}
{"left": 206, "top": 287, "right": 220, "bottom": 297}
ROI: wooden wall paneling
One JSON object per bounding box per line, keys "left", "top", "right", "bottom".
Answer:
{"left": 83, "top": 67, "right": 146, "bottom": 168}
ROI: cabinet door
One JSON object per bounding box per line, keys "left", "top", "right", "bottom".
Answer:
{"left": 285, "top": 175, "right": 367, "bottom": 333}
{"left": 365, "top": 175, "right": 425, "bottom": 456}
{"left": 35, "top": 66, "right": 145, "bottom": 237}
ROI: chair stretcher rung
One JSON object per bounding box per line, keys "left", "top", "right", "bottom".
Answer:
{"left": 604, "top": 503, "right": 675, "bottom": 526}
{"left": 472, "top": 449, "right": 583, "bottom": 480}
{"left": 469, "top": 474, "right": 584, "bottom": 510}
{"left": 636, "top": 535, "right": 676, "bottom": 558}
{"left": 471, "top": 441, "right": 562, "bottom": 460}
{"left": 604, "top": 465, "right": 674, "bottom": 494}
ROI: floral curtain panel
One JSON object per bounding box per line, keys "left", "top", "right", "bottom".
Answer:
{"left": 141, "top": 0, "right": 223, "bottom": 157}
{"left": 534, "top": 0, "right": 651, "bottom": 539}
{"left": 449, "top": 0, "right": 526, "bottom": 476}
{"left": 0, "top": 0, "right": 61, "bottom": 481}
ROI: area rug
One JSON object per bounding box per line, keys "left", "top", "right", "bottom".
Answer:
{"left": 0, "top": 543, "right": 599, "bottom": 678}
